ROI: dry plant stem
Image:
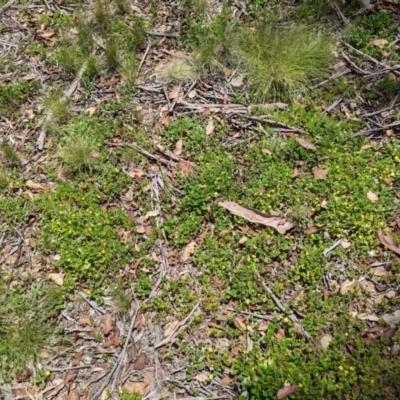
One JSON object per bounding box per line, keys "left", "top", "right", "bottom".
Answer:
{"left": 137, "top": 43, "right": 151, "bottom": 77}
{"left": 37, "top": 51, "right": 95, "bottom": 150}
{"left": 78, "top": 291, "right": 106, "bottom": 315}
{"left": 147, "top": 31, "right": 180, "bottom": 37}
{"left": 341, "top": 52, "right": 370, "bottom": 75}
{"left": 0, "top": 0, "right": 16, "bottom": 15}
{"left": 353, "top": 120, "right": 400, "bottom": 137}
{"left": 226, "top": 308, "right": 274, "bottom": 321}
{"left": 92, "top": 303, "right": 140, "bottom": 399}
{"left": 47, "top": 365, "right": 92, "bottom": 372}
{"left": 154, "top": 303, "right": 200, "bottom": 349}
{"left": 254, "top": 273, "right": 313, "bottom": 342}
{"left": 311, "top": 68, "right": 351, "bottom": 89}
{"left": 344, "top": 42, "right": 400, "bottom": 77}
{"left": 104, "top": 141, "right": 172, "bottom": 166}
{"left": 169, "top": 84, "right": 181, "bottom": 112}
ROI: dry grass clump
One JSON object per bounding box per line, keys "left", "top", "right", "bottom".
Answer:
{"left": 161, "top": 58, "right": 198, "bottom": 82}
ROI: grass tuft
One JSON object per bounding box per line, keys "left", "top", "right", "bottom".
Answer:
{"left": 242, "top": 22, "right": 334, "bottom": 101}
{"left": 42, "top": 88, "right": 70, "bottom": 124}
{"left": 60, "top": 135, "right": 97, "bottom": 173}
{"left": 119, "top": 54, "right": 138, "bottom": 86}
{"left": 1, "top": 143, "right": 21, "bottom": 165}
{"left": 161, "top": 58, "right": 198, "bottom": 82}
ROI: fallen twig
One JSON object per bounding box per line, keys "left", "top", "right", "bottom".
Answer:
{"left": 147, "top": 31, "right": 180, "bottom": 37}
{"left": 137, "top": 43, "right": 151, "bottom": 77}
{"left": 352, "top": 121, "right": 400, "bottom": 137}
{"left": 105, "top": 141, "right": 172, "bottom": 166}
{"left": 154, "top": 303, "right": 199, "bottom": 349}
{"left": 254, "top": 273, "right": 313, "bottom": 342}
{"left": 92, "top": 302, "right": 140, "bottom": 399}
{"left": 0, "top": 0, "right": 16, "bottom": 14}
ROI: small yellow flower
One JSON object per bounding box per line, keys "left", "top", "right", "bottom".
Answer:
{"left": 345, "top": 332, "right": 348, "bottom": 337}
{"left": 283, "top": 317, "right": 290, "bottom": 323}
{"left": 298, "top": 383, "right": 303, "bottom": 388}
{"left": 349, "top": 367, "right": 354, "bottom": 371}
{"left": 338, "top": 365, "right": 344, "bottom": 371}
{"left": 44, "top": 370, "right": 50, "bottom": 377}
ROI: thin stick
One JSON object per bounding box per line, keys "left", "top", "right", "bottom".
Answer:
{"left": 92, "top": 303, "right": 140, "bottom": 399}
{"left": 344, "top": 42, "right": 400, "bottom": 77}
{"left": 226, "top": 308, "right": 274, "bottom": 321}
{"left": 311, "top": 68, "right": 351, "bottom": 89}
{"left": 154, "top": 303, "right": 199, "bottom": 349}
{"left": 169, "top": 84, "right": 181, "bottom": 112}
{"left": 254, "top": 273, "right": 313, "bottom": 342}
{"left": 104, "top": 141, "right": 171, "bottom": 166}
{"left": 147, "top": 31, "right": 180, "bottom": 38}
{"left": 352, "top": 120, "right": 400, "bottom": 137}
{"left": 0, "top": 0, "right": 16, "bottom": 15}
{"left": 137, "top": 43, "right": 151, "bottom": 77}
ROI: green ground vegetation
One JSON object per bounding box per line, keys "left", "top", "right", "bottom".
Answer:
{"left": 1, "top": 0, "right": 400, "bottom": 399}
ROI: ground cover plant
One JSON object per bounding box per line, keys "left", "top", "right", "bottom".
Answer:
{"left": 1, "top": 0, "right": 400, "bottom": 399}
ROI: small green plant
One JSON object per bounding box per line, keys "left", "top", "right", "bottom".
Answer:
{"left": 0, "top": 168, "right": 9, "bottom": 189}
{"left": 53, "top": 45, "right": 85, "bottom": 74}
{"left": 60, "top": 135, "right": 97, "bottom": 173}
{"left": 0, "top": 143, "right": 21, "bottom": 165}
{"left": 120, "top": 388, "right": 142, "bottom": 400}
{"left": 0, "top": 80, "right": 39, "bottom": 117}
{"left": 119, "top": 54, "right": 138, "bottom": 86}
{"left": 89, "top": 0, "right": 114, "bottom": 32}
{"left": 111, "top": 285, "right": 132, "bottom": 314}
{"left": 42, "top": 88, "right": 70, "bottom": 124}
{"left": 242, "top": 21, "right": 333, "bottom": 100}
{"left": 105, "top": 37, "right": 120, "bottom": 70}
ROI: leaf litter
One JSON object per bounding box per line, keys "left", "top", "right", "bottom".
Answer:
{"left": 1, "top": 1, "right": 400, "bottom": 399}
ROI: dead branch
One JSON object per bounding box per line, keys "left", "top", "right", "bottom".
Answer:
{"left": 254, "top": 273, "right": 313, "bottom": 342}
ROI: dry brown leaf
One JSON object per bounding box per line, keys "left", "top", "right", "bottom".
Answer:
{"left": 238, "top": 236, "right": 248, "bottom": 244}
{"left": 218, "top": 201, "right": 294, "bottom": 234}
{"left": 22, "top": 74, "right": 37, "bottom": 81}
{"left": 163, "top": 320, "right": 179, "bottom": 337}
{"left": 372, "top": 266, "right": 388, "bottom": 277}
{"left": 124, "top": 382, "right": 147, "bottom": 396}
{"left": 90, "top": 149, "right": 100, "bottom": 158}
{"left": 133, "top": 353, "right": 150, "bottom": 370}
{"left": 385, "top": 327, "right": 397, "bottom": 339}
{"left": 64, "top": 369, "right": 78, "bottom": 385}
{"left": 63, "top": 389, "right": 80, "bottom": 400}
{"left": 104, "top": 328, "right": 121, "bottom": 347}
{"left": 72, "top": 350, "right": 84, "bottom": 367}
{"left": 102, "top": 314, "right": 113, "bottom": 336}
{"left": 367, "top": 191, "right": 379, "bottom": 202}
{"left": 181, "top": 240, "right": 196, "bottom": 262}
{"left": 277, "top": 384, "right": 298, "bottom": 399}
{"left": 145, "top": 210, "right": 160, "bottom": 218}
{"left": 195, "top": 373, "right": 209, "bottom": 382}
{"left": 79, "top": 316, "right": 92, "bottom": 326}
{"left": 169, "top": 85, "right": 180, "bottom": 99}
{"left": 230, "top": 75, "right": 244, "bottom": 87}
{"left": 173, "top": 139, "right": 183, "bottom": 156}
{"left": 234, "top": 317, "right": 247, "bottom": 331}
{"left": 295, "top": 137, "right": 317, "bottom": 151}
{"left": 37, "top": 29, "right": 55, "bottom": 39}
{"left": 340, "top": 238, "right": 351, "bottom": 249}
{"left": 153, "top": 62, "right": 164, "bottom": 73}
{"left": 178, "top": 159, "right": 191, "bottom": 177}
{"left": 313, "top": 169, "right": 328, "bottom": 180}
{"left": 206, "top": 118, "right": 215, "bottom": 135}
{"left": 320, "top": 333, "right": 333, "bottom": 349}
{"left": 378, "top": 230, "right": 400, "bottom": 255}
{"left": 382, "top": 310, "right": 400, "bottom": 328}
{"left": 188, "top": 89, "right": 197, "bottom": 98}
{"left": 359, "top": 280, "right": 376, "bottom": 294}
{"left": 47, "top": 272, "right": 64, "bottom": 286}
{"left": 221, "top": 376, "right": 233, "bottom": 385}
{"left": 26, "top": 180, "right": 54, "bottom": 191}
{"left": 369, "top": 38, "right": 388, "bottom": 49}
{"left": 340, "top": 279, "right": 358, "bottom": 295}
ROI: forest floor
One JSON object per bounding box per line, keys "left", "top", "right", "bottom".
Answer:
{"left": 1, "top": 0, "right": 400, "bottom": 399}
